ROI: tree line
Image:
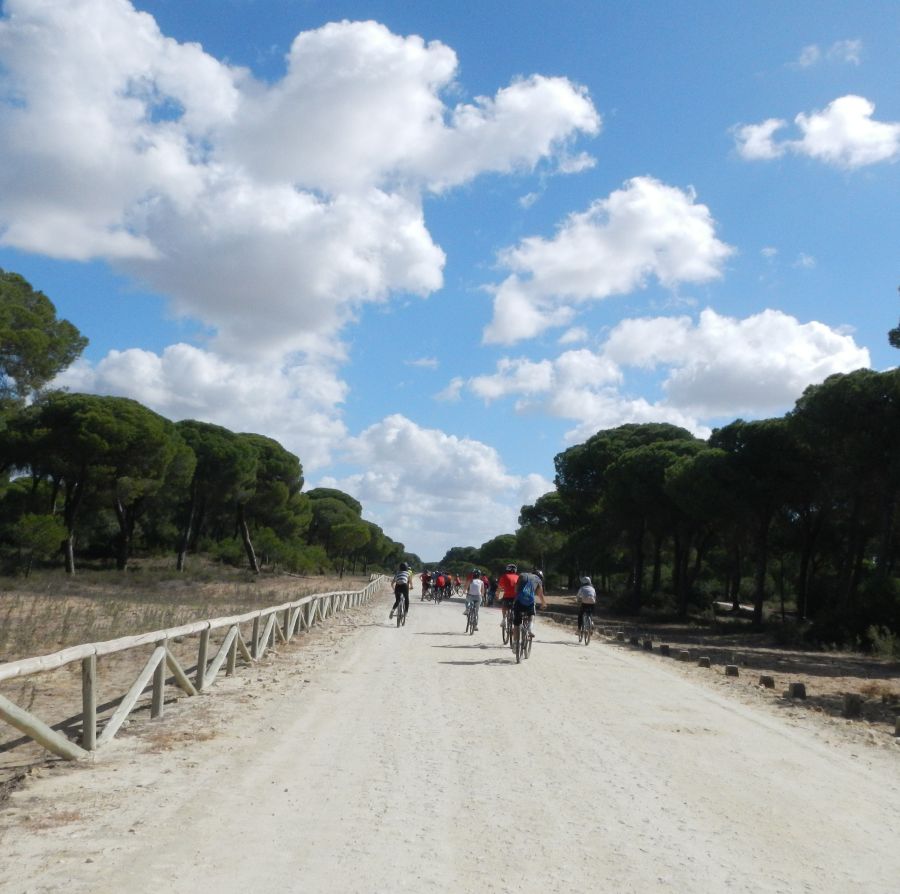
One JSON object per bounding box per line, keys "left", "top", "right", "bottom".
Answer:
{"left": 439, "top": 366, "right": 900, "bottom": 650}
{"left": 0, "top": 269, "right": 417, "bottom": 576}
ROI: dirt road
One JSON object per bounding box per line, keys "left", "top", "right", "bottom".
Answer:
{"left": 1, "top": 591, "right": 898, "bottom": 894}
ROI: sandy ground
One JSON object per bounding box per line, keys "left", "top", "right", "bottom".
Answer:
{"left": 1, "top": 587, "right": 899, "bottom": 894}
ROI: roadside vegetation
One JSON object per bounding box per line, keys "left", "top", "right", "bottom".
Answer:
{"left": 0, "top": 268, "right": 419, "bottom": 596}
{"left": 436, "top": 366, "right": 899, "bottom": 657}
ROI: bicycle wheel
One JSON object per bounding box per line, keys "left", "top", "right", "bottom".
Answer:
{"left": 396, "top": 605, "right": 403, "bottom": 628}
{"left": 501, "top": 613, "right": 509, "bottom": 644}
{"left": 523, "top": 620, "right": 532, "bottom": 659}
{"left": 584, "top": 619, "right": 592, "bottom": 645}
{"left": 465, "top": 610, "right": 473, "bottom": 634}
{"left": 514, "top": 631, "right": 522, "bottom": 663}
{"left": 402, "top": 608, "right": 407, "bottom": 626}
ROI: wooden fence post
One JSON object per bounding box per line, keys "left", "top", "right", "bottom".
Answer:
{"left": 81, "top": 654, "right": 97, "bottom": 750}
{"left": 251, "top": 616, "right": 261, "bottom": 659}
{"left": 151, "top": 640, "right": 167, "bottom": 719}
{"left": 196, "top": 628, "right": 210, "bottom": 691}
{"left": 226, "top": 628, "right": 238, "bottom": 676}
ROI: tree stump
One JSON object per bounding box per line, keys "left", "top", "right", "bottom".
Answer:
{"left": 788, "top": 682, "right": 807, "bottom": 699}
{"left": 659, "top": 644, "right": 670, "bottom": 656}
{"left": 678, "top": 650, "right": 691, "bottom": 662}
{"left": 698, "top": 657, "right": 711, "bottom": 668}
{"left": 724, "top": 665, "right": 739, "bottom": 677}
{"left": 759, "top": 675, "right": 775, "bottom": 689}
{"left": 842, "top": 693, "right": 863, "bottom": 719}
{"left": 642, "top": 639, "right": 653, "bottom": 651}
{"left": 615, "top": 632, "right": 625, "bottom": 642}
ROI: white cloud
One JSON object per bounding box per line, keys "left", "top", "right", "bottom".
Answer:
{"left": 434, "top": 376, "right": 464, "bottom": 402}
{"left": 320, "top": 414, "right": 552, "bottom": 558}
{"left": 0, "top": 3, "right": 599, "bottom": 360}
{"left": 793, "top": 40, "right": 862, "bottom": 68}
{"left": 464, "top": 308, "right": 870, "bottom": 440}
{"left": 795, "top": 45, "right": 822, "bottom": 68}
{"left": 558, "top": 326, "right": 588, "bottom": 345}
{"left": 735, "top": 96, "right": 900, "bottom": 168}
{"left": 827, "top": 39, "right": 862, "bottom": 65}
{"left": 793, "top": 253, "right": 816, "bottom": 269}
{"left": 54, "top": 344, "right": 347, "bottom": 470}
{"left": 733, "top": 119, "right": 787, "bottom": 160}
{"left": 483, "top": 177, "right": 734, "bottom": 344}
{"left": 761, "top": 247, "right": 778, "bottom": 259}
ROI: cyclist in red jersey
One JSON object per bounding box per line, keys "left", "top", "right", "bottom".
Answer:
{"left": 497, "top": 563, "right": 519, "bottom": 638}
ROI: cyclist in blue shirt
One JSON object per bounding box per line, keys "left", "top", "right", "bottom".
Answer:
{"left": 512, "top": 568, "right": 546, "bottom": 651}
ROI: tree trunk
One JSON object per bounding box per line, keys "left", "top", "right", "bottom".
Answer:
{"left": 631, "top": 519, "right": 645, "bottom": 614}
{"left": 176, "top": 482, "right": 198, "bottom": 572}
{"left": 651, "top": 533, "right": 662, "bottom": 593}
{"left": 752, "top": 516, "right": 771, "bottom": 628}
{"left": 237, "top": 504, "right": 260, "bottom": 574}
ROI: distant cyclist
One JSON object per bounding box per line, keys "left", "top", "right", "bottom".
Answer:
{"left": 465, "top": 570, "right": 484, "bottom": 630}
{"left": 576, "top": 576, "right": 596, "bottom": 639}
{"left": 512, "top": 568, "right": 546, "bottom": 651}
{"left": 420, "top": 570, "right": 432, "bottom": 600}
{"left": 390, "top": 562, "right": 411, "bottom": 619}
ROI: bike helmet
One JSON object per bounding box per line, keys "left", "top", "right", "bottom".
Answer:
{"left": 532, "top": 569, "right": 544, "bottom": 581}
{"left": 580, "top": 576, "right": 591, "bottom": 585}
{"left": 472, "top": 568, "right": 480, "bottom": 576}
{"left": 505, "top": 563, "right": 517, "bottom": 572}
{"left": 399, "top": 562, "right": 408, "bottom": 571}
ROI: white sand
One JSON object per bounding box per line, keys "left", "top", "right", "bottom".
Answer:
{"left": 1, "top": 591, "right": 898, "bottom": 894}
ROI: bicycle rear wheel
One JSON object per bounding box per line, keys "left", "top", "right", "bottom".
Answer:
{"left": 523, "top": 619, "right": 532, "bottom": 658}
{"left": 502, "top": 614, "right": 509, "bottom": 645}
{"left": 584, "top": 619, "right": 592, "bottom": 645}
{"left": 514, "top": 631, "right": 522, "bottom": 663}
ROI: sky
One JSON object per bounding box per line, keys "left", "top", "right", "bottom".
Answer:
{"left": 0, "top": 0, "right": 897, "bottom": 560}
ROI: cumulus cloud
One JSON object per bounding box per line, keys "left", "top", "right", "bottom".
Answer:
{"left": 405, "top": 357, "right": 439, "bottom": 369}
{"left": 54, "top": 345, "right": 347, "bottom": 470}
{"left": 483, "top": 177, "right": 734, "bottom": 344}
{"left": 734, "top": 96, "right": 900, "bottom": 168}
{"left": 320, "top": 414, "right": 551, "bottom": 558}
{"left": 0, "top": 2, "right": 599, "bottom": 359}
{"left": 463, "top": 308, "right": 870, "bottom": 441}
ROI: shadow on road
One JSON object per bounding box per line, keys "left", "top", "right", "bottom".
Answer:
{"left": 438, "top": 658, "right": 514, "bottom": 667}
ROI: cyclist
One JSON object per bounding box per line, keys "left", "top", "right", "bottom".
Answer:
{"left": 576, "top": 576, "right": 597, "bottom": 640}
{"left": 464, "top": 571, "right": 484, "bottom": 630}
{"left": 512, "top": 568, "right": 546, "bottom": 652}
{"left": 497, "top": 563, "right": 519, "bottom": 640}
{"left": 390, "top": 562, "right": 412, "bottom": 619}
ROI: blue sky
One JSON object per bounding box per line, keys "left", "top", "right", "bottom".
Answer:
{"left": 0, "top": 0, "right": 897, "bottom": 559}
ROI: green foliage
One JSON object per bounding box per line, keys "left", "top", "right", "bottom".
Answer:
{"left": 0, "top": 269, "right": 87, "bottom": 413}
{"left": 9, "top": 513, "right": 66, "bottom": 573}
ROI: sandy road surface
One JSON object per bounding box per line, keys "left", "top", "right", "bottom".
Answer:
{"left": 1, "top": 590, "right": 899, "bottom": 894}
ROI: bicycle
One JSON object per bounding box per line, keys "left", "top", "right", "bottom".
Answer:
{"left": 465, "top": 601, "right": 479, "bottom": 635}
{"left": 514, "top": 614, "right": 533, "bottom": 663}
{"left": 396, "top": 593, "right": 407, "bottom": 627}
{"left": 579, "top": 611, "right": 593, "bottom": 645}
{"left": 501, "top": 604, "right": 513, "bottom": 646}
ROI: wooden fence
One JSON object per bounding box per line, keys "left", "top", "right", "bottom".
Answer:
{"left": 0, "top": 577, "right": 386, "bottom": 762}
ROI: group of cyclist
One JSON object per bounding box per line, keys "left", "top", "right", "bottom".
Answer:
{"left": 395, "top": 562, "right": 603, "bottom": 650}
{"left": 393, "top": 561, "right": 600, "bottom": 647}
{"left": 419, "top": 569, "right": 460, "bottom": 601}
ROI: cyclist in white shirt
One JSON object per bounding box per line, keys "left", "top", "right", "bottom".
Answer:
{"left": 576, "top": 575, "right": 596, "bottom": 639}
{"left": 465, "top": 569, "right": 484, "bottom": 630}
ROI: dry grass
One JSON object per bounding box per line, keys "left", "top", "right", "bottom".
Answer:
{"left": 0, "top": 562, "right": 365, "bottom": 662}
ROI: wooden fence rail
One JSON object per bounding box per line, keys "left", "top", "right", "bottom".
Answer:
{"left": 0, "top": 576, "right": 386, "bottom": 762}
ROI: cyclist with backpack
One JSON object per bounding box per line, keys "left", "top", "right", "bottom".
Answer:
{"left": 512, "top": 568, "right": 546, "bottom": 652}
